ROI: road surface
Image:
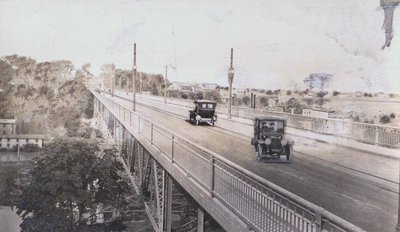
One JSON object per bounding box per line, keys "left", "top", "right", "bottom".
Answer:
{"left": 103, "top": 92, "right": 398, "bottom": 232}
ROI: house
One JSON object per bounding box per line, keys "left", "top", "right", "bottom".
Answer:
{"left": 0, "top": 119, "right": 16, "bottom": 135}
{"left": 354, "top": 91, "right": 363, "bottom": 97}
{"left": 201, "top": 83, "right": 219, "bottom": 90}
{"left": 0, "top": 134, "right": 44, "bottom": 149}
{"left": 376, "top": 91, "right": 385, "bottom": 98}
{"left": 302, "top": 109, "right": 335, "bottom": 119}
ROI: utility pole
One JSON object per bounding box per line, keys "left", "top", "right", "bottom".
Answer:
{"left": 227, "top": 48, "right": 234, "bottom": 119}
{"left": 132, "top": 43, "right": 137, "bottom": 111}
{"left": 139, "top": 73, "right": 142, "bottom": 97}
{"left": 111, "top": 68, "right": 114, "bottom": 98}
{"left": 164, "top": 65, "right": 168, "bottom": 104}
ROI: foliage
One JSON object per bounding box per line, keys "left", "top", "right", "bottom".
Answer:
{"left": 204, "top": 90, "right": 221, "bottom": 102}
{"left": 21, "top": 143, "right": 40, "bottom": 152}
{"left": 317, "top": 91, "right": 328, "bottom": 98}
{"left": 259, "top": 96, "right": 268, "bottom": 107}
{"left": 242, "top": 96, "right": 250, "bottom": 105}
{"left": 304, "top": 73, "right": 332, "bottom": 90}
{"left": 181, "top": 92, "right": 188, "bottom": 99}
{"left": 285, "top": 97, "right": 306, "bottom": 114}
{"left": 17, "top": 138, "right": 129, "bottom": 232}
{"left": 379, "top": 115, "right": 390, "bottom": 124}
{"left": 195, "top": 91, "right": 204, "bottom": 100}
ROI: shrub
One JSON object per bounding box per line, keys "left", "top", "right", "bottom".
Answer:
{"left": 379, "top": 115, "right": 390, "bottom": 124}
{"left": 286, "top": 90, "right": 292, "bottom": 95}
{"left": 390, "top": 113, "right": 396, "bottom": 119}
{"left": 21, "top": 143, "right": 40, "bottom": 152}
{"left": 332, "top": 91, "right": 340, "bottom": 96}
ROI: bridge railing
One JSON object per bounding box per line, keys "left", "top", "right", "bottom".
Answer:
{"left": 120, "top": 91, "right": 400, "bottom": 148}
{"left": 217, "top": 104, "right": 400, "bottom": 148}
{"left": 94, "top": 91, "right": 364, "bottom": 232}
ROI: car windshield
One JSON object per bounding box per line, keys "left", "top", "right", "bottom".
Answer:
{"left": 199, "top": 103, "right": 214, "bottom": 109}
{"left": 259, "top": 120, "right": 284, "bottom": 134}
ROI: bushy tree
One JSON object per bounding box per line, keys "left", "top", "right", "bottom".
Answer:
{"left": 379, "top": 115, "right": 390, "bottom": 124}
{"left": 332, "top": 91, "right": 340, "bottom": 96}
{"left": 259, "top": 96, "right": 268, "bottom": 107}
{"left": 242, "top": 96, "right": 250, "bottom": 106}
{"left": 17, "top": 138, "right": 129, "bottom": 232}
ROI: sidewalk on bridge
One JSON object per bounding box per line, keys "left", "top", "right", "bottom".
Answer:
{"left": 216, "top": 113, "right": 400, "bottom": 160}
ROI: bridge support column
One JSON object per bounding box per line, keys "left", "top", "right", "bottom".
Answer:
{"left": 196, "top": 207, "right": 205, "bottom": 232}
{"left": 164, "top": 174, "right": 173, "bottom": 232}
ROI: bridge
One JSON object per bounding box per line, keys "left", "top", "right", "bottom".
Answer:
{"left": 92, "top": 90, "right": 398, "bottom": 232}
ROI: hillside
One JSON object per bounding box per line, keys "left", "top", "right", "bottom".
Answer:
{"left": 0, "top": 55, "right": 94, "bottom": 137}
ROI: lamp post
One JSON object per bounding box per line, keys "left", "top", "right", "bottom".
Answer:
{"left": 164, "top": 65, "right": 168, "bottom": 104}
{"left": 227, "top": 48, "right": 234, "bottom": 119}
{"left": 132, "top": 43, "right": 137, "bottom": 111}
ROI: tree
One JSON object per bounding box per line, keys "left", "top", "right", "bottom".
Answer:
{"left": 285, "top": 97, "right": 306, "bottom": 114}
{"left": 286, "top": 90, "right": 292, "bottom": 95}
{"left": 379, "top": 115, "right": 390, "bottom": 124}
{"left": 242, "top": 96, "right": 250, "bottom": 106}
{"left": 266, "top": 90, "right": 273, "bottom": 95}
{"left": 390, "top": 113, "right": 396, "bottom": 119}
{"left": 332, "top": 91, "right": 340, "bottom": 96}
{"left": 303, "top": 73, "right": 332, "bottom": 91}
{"left": 259, "top": 96, "right": 268, "bottom": 107}
{"left": 317, "top": 91, "right": 328, "bottom": 98}
{"left": 17, "top": 138, "right": 129, "bottom": 232}
{"left": 195, "top": 91, "right": 204, "bottom": 100}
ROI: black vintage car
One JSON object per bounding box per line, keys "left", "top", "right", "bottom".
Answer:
{"left": 251, "top": 117, "right": 293, "bottom": 163}
{"left": 189, "top": 100, "right": 217, "bottom": 126}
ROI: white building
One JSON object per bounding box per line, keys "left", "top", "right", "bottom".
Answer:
{"left": 0, "top": 134, "right": 44, "bottom": 149}
{"left": 0, "top": 119, "right": 16, "bottom": 135}
{"left": 302, "top": 109, "right": 335, "bottom": 119}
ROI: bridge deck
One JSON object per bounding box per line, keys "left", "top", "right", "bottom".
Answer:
{"left": 104, "top": 92, "right": 397, "bottom": 232}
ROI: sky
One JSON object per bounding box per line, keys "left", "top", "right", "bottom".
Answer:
{"left": 0, "top": 0, "right": 399, "bottom": 93}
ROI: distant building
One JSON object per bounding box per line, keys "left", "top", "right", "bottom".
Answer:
{"left": 0, "top": 119, "right": 16, "bottom": 135}
{"left": 376, "top": 91, "right": 385, "bottom": 98}
{"left": 0, "top": 134, "right": 44, "bottom": 149}
{"left": 354, "top": 91, "right": 363, "bottom": 97}
{"left": 302, "top": 109, "right": 335, "bottom": 119}
{"left": 201, "top": 83, "right": 218, "bottom": 90}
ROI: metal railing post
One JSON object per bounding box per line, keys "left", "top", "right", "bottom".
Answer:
{"left": 171, "top": 135, "right": 175, "bottom": 163}
{"left": 210, "top": 155, "right": 215, "bottom": 196}
{"left": 151, "top": 123, "right": 154, "bottom": 144}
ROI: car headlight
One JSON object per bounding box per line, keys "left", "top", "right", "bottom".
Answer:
{"left": 265, "top": 138, "right": 271, "bottom": 145}
{"left": 281, "top": 139, "right": 288, "bottom": 146}
{"left": 196, "top": 115, "right": 201, "bottom": 120}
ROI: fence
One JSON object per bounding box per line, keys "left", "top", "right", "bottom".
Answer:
{"left": 93, "top": 91, "right": 364, "bottom": 232}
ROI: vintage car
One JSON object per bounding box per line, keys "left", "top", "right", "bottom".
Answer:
{"left": 251, "top": 116, "right": 293, "bottom": 163}
{"left": 189, "top": 100, "right": 217, "bottom": 126}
